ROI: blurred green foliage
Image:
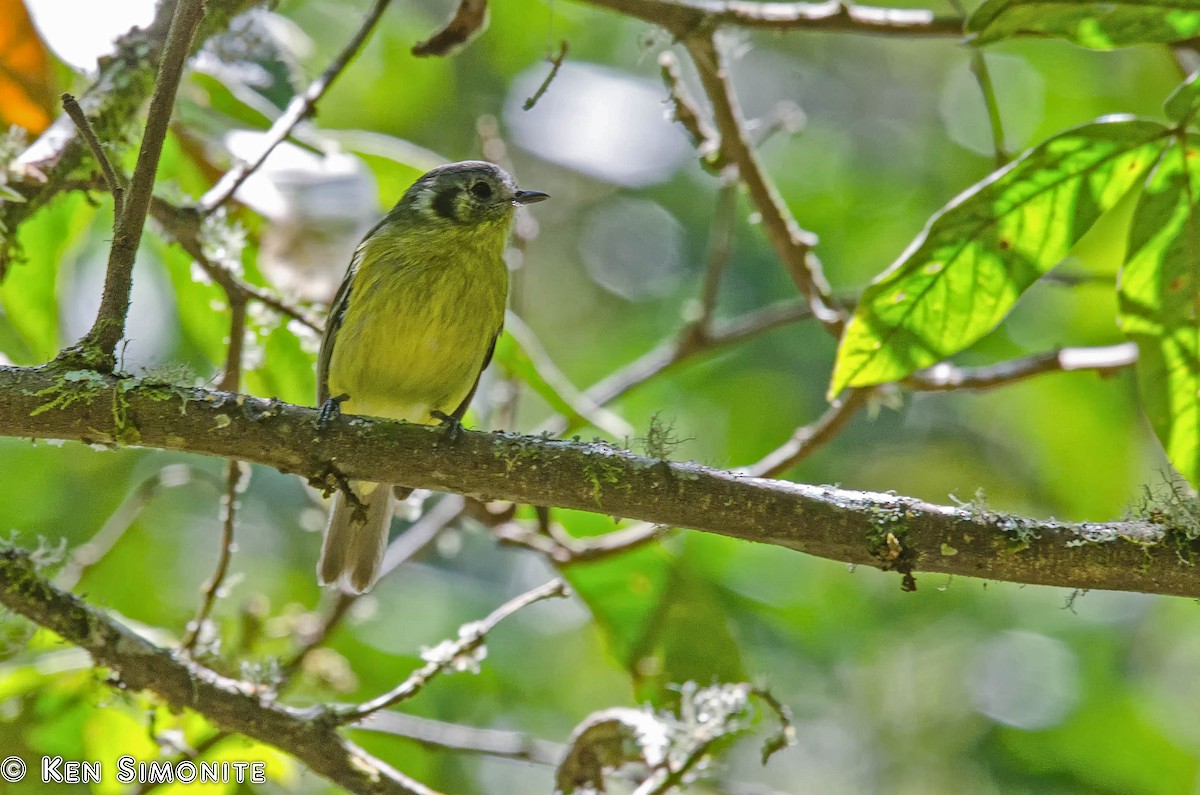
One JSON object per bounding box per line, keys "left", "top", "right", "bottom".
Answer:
{"left": 1, "top": 0, "right": 1200, "bottom": 792}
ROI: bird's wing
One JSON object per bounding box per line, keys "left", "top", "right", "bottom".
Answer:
{"left": 316, "top": 249, "right": 363, "bottom": 405}
{"left": 450, "top": 327, "right": 502, "bottom": 421}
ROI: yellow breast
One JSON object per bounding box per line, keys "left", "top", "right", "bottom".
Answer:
{"left": 325, "top": 225, "right": 509, "bottom": 424}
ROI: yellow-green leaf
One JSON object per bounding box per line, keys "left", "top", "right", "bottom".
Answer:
{"left": 967, "top": 0, "right": 1200, "bottom": 49}
{"left": 830, "top": 118, "right": 1169, "bottom": 397}
{"left": 1118, "top": 137, "right": 1200, "bottom": 486}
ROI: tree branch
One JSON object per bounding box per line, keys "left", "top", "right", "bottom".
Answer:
{"left": 2, "top": 0, "right": 267, "bottom": 270}
{"left": 905, "top": 343, "right": 1138, "bottom": 391}
{"left": 149, "top": 200, "right": 324, "bottom": 333}
{"left": 746, "top": 387, "right": 871, "bottom": 477}
{"left": 198, "top": 0, "right": 395, "bottom": 215}
{"left": 356, "top": 712, "right": 565, "bottom": 766}
{"left": 335, "top": 579, "right": 570, "bottom": 724}
{"left": 684, "top": 35, "right": 844, "bottom": 335}
{"left": 60, "top": 92, "right": 125, "bottom": 216}
{"left": 0, "top": 364, "right": 1193, "bottom": 598}
{"left": 493, "top": 517, "right": 670, "bottom": 563}
{"left": 65, "top": 0, "right": 208, "bottom": 371}
{"left": 542, "top": 299, "right": 814, "bottom": 436}
{"left": 0, "top": 548, "right": 441, "bottom": 795}
{"left": 572, "top": 0, "right": 962, "bottom": 36}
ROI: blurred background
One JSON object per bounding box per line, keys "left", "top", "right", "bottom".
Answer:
{"left": 0, "top": 0, "right": 1194, "bottom": 791}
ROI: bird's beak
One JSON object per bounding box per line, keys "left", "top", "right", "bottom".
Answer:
{"left": 513, "top": 189, "right": 550, "bottom": 205}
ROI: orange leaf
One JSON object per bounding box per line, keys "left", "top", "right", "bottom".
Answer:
{"left": 0, "top": 0, "right": 58, "bottom": 134}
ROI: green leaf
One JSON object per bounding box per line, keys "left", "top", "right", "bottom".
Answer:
{"left": 563, "top": 532, "right": 745, "bottom": 704}
{"left": 967, "top": 0, "right": 1200, "bottom": 49}
{"left": 496, "top": 313, "right": 633, "bottom": 438}
{"left": 562, "top": 530, "right": 674, "bottom": 669}
{"left": 830, "top": 118, "right": 1168, "bottom": 397}
{"left": 153, "top": 236, "right": 228, "bottom": 372}
{"left": 1118, "top": 138, "right": 1200, "bottom": 486}
{"left": 0, "top": 193, "right": 96, "bottom": 364}
{"left": 244, "top": 318, "right": 317, "bottom": 406}
{"left": 81, "top": 707, "right": 160, "bottom": 795}
{"left": 1165, "top": 71, "right": 1200, "bottom": 125}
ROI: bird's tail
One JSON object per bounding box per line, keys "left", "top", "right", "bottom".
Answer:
{"left": 318, "top": 481, "right": 396, "bottom": 594}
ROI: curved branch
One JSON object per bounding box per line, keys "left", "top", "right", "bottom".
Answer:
{"left": 66, "top": 0, "right": 207, "bottom": 370}
{"left": 572, "top": 0, "right": 962, "bottom": 35}
{"left": 906, "top": 343, "right": 1138, "bottom": 391}
{"left": 684, "top": 35, "right": 844, "bottom": 335}
{"left": 2, "top": 0, "right": 268, "bottom": 263}
{"left": 0, "top": 364, "right": 1193, "bottom": 598}
{"left": 198, "top": 0, "right": 396, "bottom": 215}
{"left": 0, "top": 548, "right": 440, "bottom": 795}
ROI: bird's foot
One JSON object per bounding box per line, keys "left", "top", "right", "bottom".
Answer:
{"left": 430, "top": 410, "right": 465, "bottom": 444}
{"left": 318, "top": 393, "right": 350, "bottom": 429}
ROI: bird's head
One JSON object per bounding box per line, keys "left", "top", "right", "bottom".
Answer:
{"left": 398, "top": 160, "right": 549, "bottom": 227}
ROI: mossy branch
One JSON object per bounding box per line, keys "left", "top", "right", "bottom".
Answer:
{"left": 0, "top": 363, "right": 1193, "bottom": 598}
{"left": 0, "top": 547, "right": 442, "bottom": 795}
{"left": 2, "top": 0, "right": 268, "bottom": 270}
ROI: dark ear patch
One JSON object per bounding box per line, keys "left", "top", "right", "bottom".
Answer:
{"left": 433, "top": 188, "right": 459, "bottom": 221}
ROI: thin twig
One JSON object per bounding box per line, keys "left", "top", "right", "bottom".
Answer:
{"left": 199, "top": 0, "right": 395, "bottom": 215}
{"left": 684, "top": 35, "right": 844, "bottom": 336}
{"left": 573, "top": 0, "right": 963, "bottom": 35}
{"left": 542, "top": 299, "right": 813, "bottom": 436}
{"left": 286, "top": 495, "right": 465, "bottom": 677}
{"left": 356, "top": 712, "right": 566, "bottom": 765}
{"left": 680, "top": 176, "right": 739, "bottom": 352}
{"left": 65, "top": 0, "right": 207, "bottom": 371}
{"left": 0, "top": 549, "right": 442, "bottom": 795}
{"left": 634, "top": 736, "right": 723, "bottom": 795}
{"left": 149, "top": 199, "right": 323, "bottom": 332}
{"left": 968, "top": 50, "right": 1009, "bottom": 167}
{"left": 748, "top": 343, "right": 1139, "bottom": 479}
{"left": 494, "top": 519, "right": 669, "bottom": 563}
{"left": 60, "top": 92, "right": 125, "bottom": 215}
{"left": 413, "top": 0, "right": 488, "bottom": 56}
{"left": 180, "top": 284, "right": 248, "bottom": 655}
{"left": 180, "top": 461, "right": 245, "bottom": 652}
{"left": 905, "top": 342, "right": 1138, "bottom": 391}
{"left": 751, "top": 687, "right": 796, "bottom": 764}
{"left": 747, "top": 342, "right": 1138, "bottom": 476}
{"left": 745, "top": 388, "right": 872, "bottom": 478}
{"left": 523, "top": 40, "right": 569, "bottom": 110}
{"left": 659, "top": 50, "right": 725, "bottom": 171}
{"left": 334, "top": 579, "right": 571, "bottom": 724}
{"left": 218, "top": 295, "right": 247, "bottom": 391}
{"left": 56, "top": 465, "right": 223, "bottom": 591}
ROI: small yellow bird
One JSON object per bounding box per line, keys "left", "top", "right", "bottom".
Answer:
{"left": 316, "top": 161, "right": 548, "bottom": 593}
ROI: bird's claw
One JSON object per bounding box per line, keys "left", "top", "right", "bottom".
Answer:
{"left": 318, "top": 393, "right": 350, "bottom": 429}
{"left": 430, "top": 410, "right": 464, "bottom": 443}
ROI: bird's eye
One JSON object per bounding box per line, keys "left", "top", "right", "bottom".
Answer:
{"left": 469, "top": 181, "right": 493, "bottom": 200}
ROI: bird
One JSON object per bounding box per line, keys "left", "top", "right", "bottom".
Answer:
{"left": 315, "top": 160, "right": 548, "bottom": 593}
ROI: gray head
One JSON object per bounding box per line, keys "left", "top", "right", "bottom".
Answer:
{"left": 395, "top": 160, "right": 549, "bottom": 226}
